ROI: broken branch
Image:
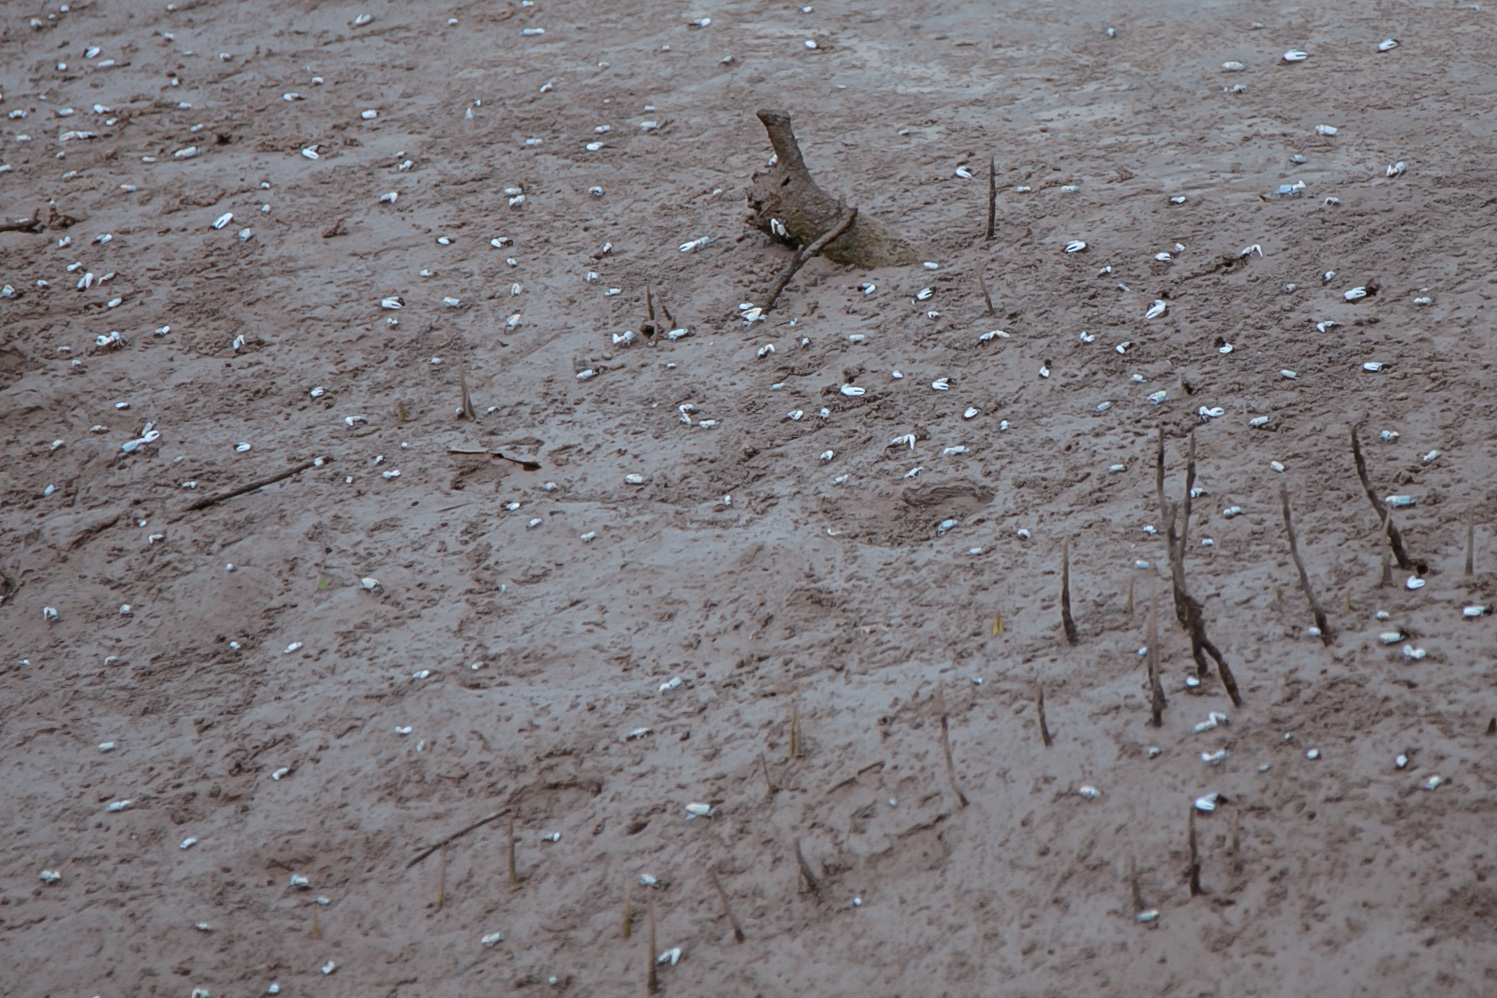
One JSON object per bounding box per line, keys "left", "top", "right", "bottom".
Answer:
{"left": 760, "top": 203, "right": 857, "bottom": 312}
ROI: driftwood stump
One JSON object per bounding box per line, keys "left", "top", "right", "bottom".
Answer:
{"left": 746, "top": 109, "right": 924, "bottom": 269}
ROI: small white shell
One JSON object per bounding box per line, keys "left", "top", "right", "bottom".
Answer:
{"left": 1386, "top": 161, "right": 1407, "bottom": 177}
{"left": 1077, "top": 785, "right": 1100, "bottom": 799}
{"left": 1064, "top": 240, "right": 1087, "bottom": 253}
{"left": 1363, "top": 361, "right": 1384, "bottom": 372}
{"left": 978, "top": 329, "right": 1009, "bottom": 343}
{"left": 954, "top": 166, "right": 973, "bottom": 179}
{"left": 179, "top": 837, "right": 198, "bottom": 849}
{"left": 1282, "top": 49, "right": 1309, "bottom": 62}
{"left": 301, "top": 146, "right": 320, "bottom": 160}
{"left": 481, "top": 932, "right": 506, "bottom": 948}
{"left": 1193, "top": 793, "right": 1220, "bottom": 812}
{"left": 839, "top": 384, "right": 865, "bottom": 397}
{"left": 1222, "top": 506, "right": 1244, "bottom": 518}
{"left": 1221, "top": 61, "right": 1246, "bottom": 72}
{"left": 1405, "top": 576, "right": 1425, "bottom": 591}
{"left": 685, "top": 802, "right": 715, "bottom": 818}
{"left": 1402, "top": 645, "right": 1427, "bottom": 660}
{"left": 1423, "top": 775, "right": 1443, "bottom": 790}
{"left": 1344, "top": 286, "right": 1367, "bottom": 300}
{"left": 819, "top": 450, "right": 835, "bottom": 462}
{"left": 1147, "top": 390, "right": 1169, "bottom": 405}
{"left": 1378, "top": 38, "right": 1399, "bottom": 52}
{"left": 931, "top": 377, "right": 950, "bottom": 391}
{"left": 289, "top": 874, "right": 310, "bottom": 888}
{"left": 212, "top": 212, "right": 233, "bottom": 230}
{"left": 1145, "top": 299, "right": 1168, "bottom": 319}
{"left": 963, "top": 407, "right": 979, "bottom": 419}
{"left": 1316, "top": 124, "right": 1338, "bottom": 136}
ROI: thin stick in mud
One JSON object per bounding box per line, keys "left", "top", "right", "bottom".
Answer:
{"left": 507, "top": 813, "right": 518, "bottom": 885}
{"left": 1060, "top": 539, "right": 1079, "bottom": 645}
{"left": 1280, "top": 485, "right": 1334, "bottom": 645}
{"left": 985, "top": 154, "right": 997, "bottom": 242}
{"left": 458, "top": 356, "right": 476, "bottom": 421}
{"left": 436, "top": 845, "right": 448, "bottom": 910}
{"left": 623, "top": 880, "right": 633, "bottom": 939}
{"left": 1187, "top": 808, "right": 1203, "bottom": 896}
{"left": 405, "top": 808, "right": 508, "bottom": 868}
{"left": 708, "top": 868, "right": 746, "bottom": 943}
{"left": 1466, "top": 520, "right": 1475, "bottom": 576}
{"left": 1034, "top": 681, "right": 1053, "bottom": 748}
{"left": 1147, "top": 579, "right": 1166, "bottom": 727}
{"left": 978, "top": 267, "right": 995, "bottom": 315}
{"left": 761, "top": 204, "right": 858, "bottom": 312}
{"left": 647, "top": 894, "right": 659, "bottom": 995}
{"left": 758, "top": 751, "right": 778, "bottom": 796}
{"left": 793, "top": 838, "right": 822, "bottom": 899}
{"left": 1351, "top": 426, "right": 1418, "bottom": 571}
{"left": 937, "top": 689, "right": 970, "bottom": 806}
{"left": 179, "top": 457, "right": 333, "bottom": 515}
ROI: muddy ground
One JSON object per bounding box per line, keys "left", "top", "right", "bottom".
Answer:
{"left": 3, "top": 1, "right": 1497, "bottom": 995}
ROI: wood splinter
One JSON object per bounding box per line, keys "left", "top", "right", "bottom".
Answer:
{"left": 747, "top": 109, "right": 925, "bottom": 269}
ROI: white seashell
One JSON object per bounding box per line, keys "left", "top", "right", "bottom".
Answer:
{"left": 1423, "top": 775, "right": 1442, "bottom": 790}
{"left": 1155, "top": 252, "right": 1173, "bottom": 262}
{"left": 741, "top": 307, "right": 764, "bottom": 322}
{"left": 943, "top": 446, "right": 969, "bottom": 456}
{"left": 106, "top": 799, "right": 133, "bottom": 812}
{"left": 1386, "top": 161, "right": 1406, "bottom": 177}
{"left": 380, "top": 297, "right": 404, "bottom": 309}
{"left": 1147, "top": 390, "right": 1168, "bottom": 405}
{"left": 685, "top": 802, "right": 715, "bottom": 818}
{"left": 1316, "top": 124, "right": 1338, "bottom": 136}
{"left": 819, "top": 450, "right": 835, "bottom": 462}
{"left": 888, "top": 433, "right": 915, "bottom": 449}
{"left": 359, "top": 577, "right": 380, "bottom": 591}
{"left": 481, "top": 932, "right": 506, "bottom": 948}
{"left": 1270, "top": 461, "right": 1285, "bottom": 472}
{"left": 301, "top": 146, "right": 320, "bottom": 160}
{"left": 678, "top": 236, "right": 711, "bottom": 252}
{"left": 1017, "top": 528, "right": 1031, "bottom": 540}
{"left": 271, "top": 768, "right": 290, "bottom": 780}
{"left": 1064, "top": 240, "right": 1087, "bottom": 253}
{"left": 1145, "top": 299, "right": 1168, "bottom": 319}
{"left": 361, "top": 109, "right": 377, "bottom": 120}
{"left": 320, "top": 962, "right": 337, "bottom": 976}
{"left": 1077, "top": 785, "right": 1100, "bottom": 799}
{"left": 1222, "top": 61, "right": 1246, "bottom": 71}
{"left": 1378, "top": 38, "right": 1399, "bottom": 52}
{"left": 174, "top": 146, "right": 200, "bottom": 159}
{"left": 915, "top": 287, "right": 934, "bottom": 301}
{"left": 380, "top": 469, "right": 400, "bottom": 479}
{"left": 1306, "top": 748, "right": 1321, "bottom": 760}
{"left": 1193, "top": 793, "right": 1221, "bottom": 812}
{"left": 43, "top": 606, "right": 60, "bottom": 621}
{"left": 576, "top": 369, "right": 597, "bottom": 381}
{"left": 1283, "top": 49, "right": 1308, "bottom": 62}
{"left": 904, "top": 467, "right": 924, "bottom": 479}
{"left": 1169, "top": 195, "right": 1186, "bottom": 205}
{"left": 931, "top": 377, "right": 950, "bottom": 391}
{"left": 212, "top": 212, "right": 233, "bottom": 229}
{"left": 1396, "top": 754, "right": 1409, "bottom": 768}
{"left": 1344, "top": 286, "right": 1367, "bottom": 301}
{"left": 963, "top": 407, "right": 979, "bottom": 419}
{"left": 238, "top": 228, "right": 254, "bottom": 242}
{"left": 978, "top": 329, "right": 1009, "bottom": 343}
{"left": 804, "top": 39, "right": 818, "bottom": 48}
{"left": 1463, "top": 605, "right": 1491, "bottom": 618}
{"left": 1405, "top": 576, "right": 1425, "bottom": 591}
{"left": 289, "top": 874, "right": 310, "bottom": 888}
{"left": 1198, "top": 406, "right": 1225, "bottom": 420}
{"left": 1116, "top": 341, "right": 1131, "bottom": 354}
{"left": 40, "top": 869, "right": 63, "bottom": 883}
{"left": 659, "top": 677, "right": 683, "bottom": 693}
{"left": 1385, "top": 495, "right": 1416, "bottom": 508}
{"left": 1108, "top": 464, "right": 1126, "bottom": 473}
{"left": 1223, "top": 506, "right": 1244, "bottom": 518}
{"left": 1202, "top": 749, "right": 1230, "bottom": 766}
{"left": 757, "top": 343, "right": 775, "bottom": 358}
{"left": 1402, "top": 645, "right": 1426, "bottom": 660}
{"left": 839, "top": 384, "right": 865, "bottom": 397}
{"left": 937, "top": 518, "right": 959, "bottom": 534}
{"left": 1378, "top": 631, "right": 1405, "bottom": 645}
{"left": 625, "top": 473, "right": 645, "bottom": 485}
{"left": 580, "top": 531, "right": 597, "bottom": 542}
{"left": 1413, "top": 296, "right": 1433, "bottom": 305}
{"left": 1422, "top": 449, "right": 1440, "bottom": 463}
{"left": 1363, "top": 362, "right": 1383, "bottom": 372}
{"left": 1078, "top": 330, "right": 1095, "bottom": 343}
{"left": 657, "top": 947, "right": 683, "bottom": 966}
